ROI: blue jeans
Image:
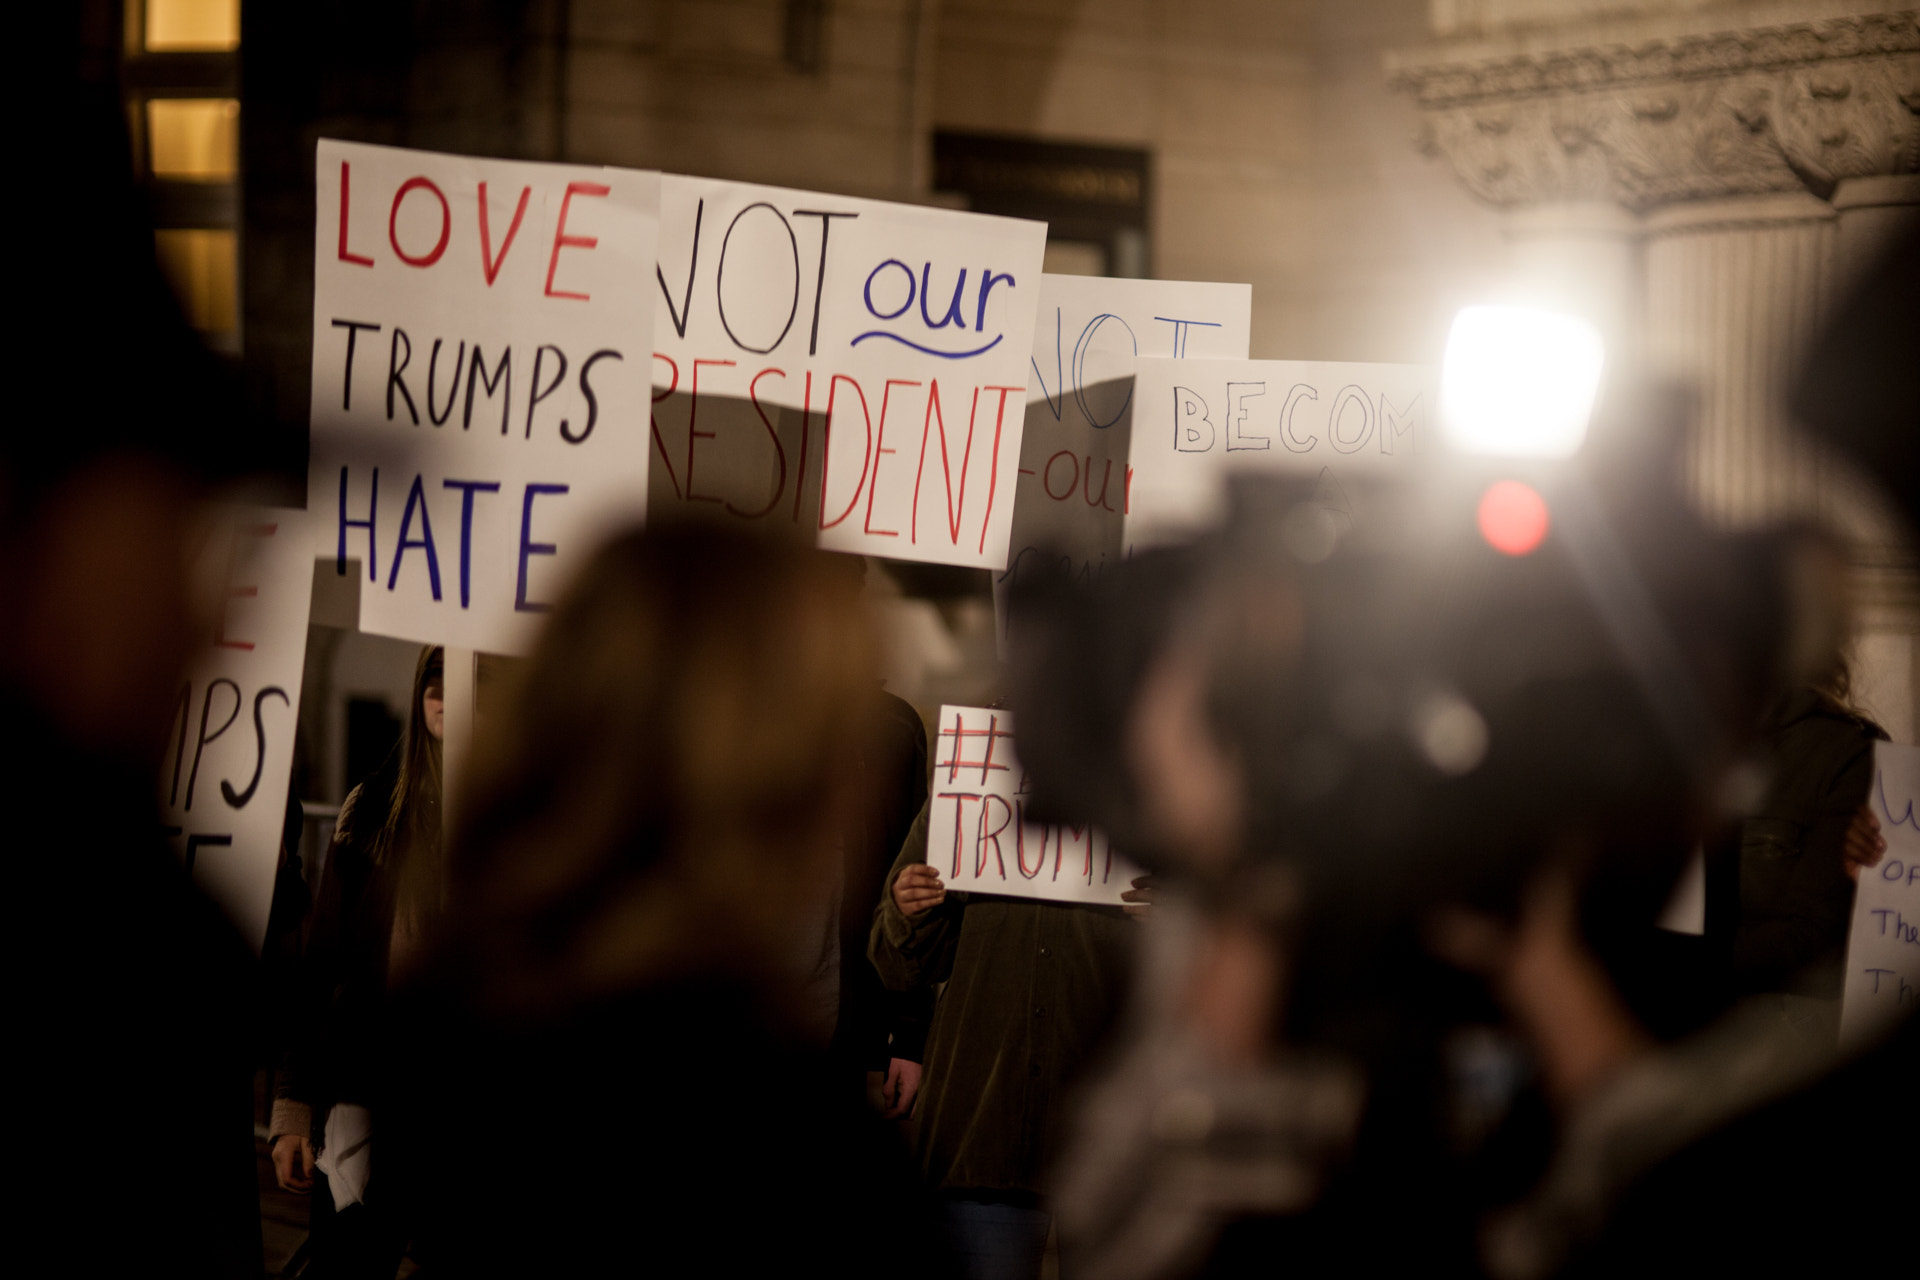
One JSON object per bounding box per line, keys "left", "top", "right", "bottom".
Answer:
{"left": 942, "top": 1199, "right": 1053, "bottom": 1280}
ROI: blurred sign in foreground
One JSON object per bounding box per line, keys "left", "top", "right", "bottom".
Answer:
{"left": 161, "top": 507, "right": 312, "bottom": 951}
{"left": 928, "top": 705, "right": 1140, "bottom": 907}
{"left": 1839, "top": 740, "right": 1920, "bottom": 1049}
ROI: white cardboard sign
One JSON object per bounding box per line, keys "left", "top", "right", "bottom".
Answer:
{"left": 648, "top": 175, "right": 1047, "bottom": 568}
{"left": 161, "top": 507, "right": 313, "bottom": 951}
{"left": 1839, "top": 740, "right": 1920, "bottom": 1049}
{"left": 994, "top": 276, "right": 1250, "bottom": 620}
{"left": 1127, "top": 357, "right": 1434, "bottom": 549}
{"left": 926, "top": 705, "right": 1140, "bottom": 906}
{"left": 309, "top": 140, "right": 659, "bottom": 655}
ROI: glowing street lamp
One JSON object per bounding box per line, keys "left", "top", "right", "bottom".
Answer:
{"left": 1438, "top": 305, "right": 1605, "bottom": 460}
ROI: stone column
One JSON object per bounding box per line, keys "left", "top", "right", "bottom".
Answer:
{"left": 1642, "top": 192, "right": 1836, "bottom": 528}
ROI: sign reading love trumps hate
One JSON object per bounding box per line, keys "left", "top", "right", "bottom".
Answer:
{"left": 649, "top": 176, "right": 1047, "bottom": 569}
{"left": 927, "top": 706, "right": 1139, "bottom": 907}
{"left": 310, "top": 140, "right": 658, "bottom": 654}
{"left": 161, "top": 508, "right": 312, "bottom": 952}
{"left": 1839, "top": 740, "right": 1920, "bottom": 1049}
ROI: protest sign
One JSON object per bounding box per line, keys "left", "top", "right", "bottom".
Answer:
{"left": 995, "top": 275, "right": 1249, "bottom": 623}
{"left": 926, "top": 705, "right": 1140, "bottom": 907}
{"left": 649, "top": 175, "right": 1047, "bottom": 568}
{"left": 309, "top": 140, "right": 658, "bottom": 655}
{"left": 161, "top": 508, "right": 313, "bottom": 951}
{"left": 1839, "top": 740, "right": 1920, "bottom": 1049}
{"left": 1126, "top": 358, "right": 1434, "bottom": 549}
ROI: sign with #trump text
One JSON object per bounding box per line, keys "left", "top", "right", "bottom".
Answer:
{"left": 926, "top": 705, "right": 1139, "bottom": 907}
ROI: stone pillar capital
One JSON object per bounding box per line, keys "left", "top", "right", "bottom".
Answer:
{"left": 1391, "top": 10, "right": 1920, "bottom": 213}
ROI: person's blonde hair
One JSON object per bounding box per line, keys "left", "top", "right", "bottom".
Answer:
{"left": 437, "top": 525, "right": 877, "bottom": 1016}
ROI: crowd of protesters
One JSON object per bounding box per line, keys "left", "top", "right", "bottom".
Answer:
{"left": 12, "top": 77, "right": 1917, "bottom": 1280}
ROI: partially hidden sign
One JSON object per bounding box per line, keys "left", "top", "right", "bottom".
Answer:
{"left": 310, "top": 140, "right": 659, "bottom": 655}
{"left": 1127, "top": 357, "right": 1433, "bottom": 550}
{"left": 1839, "top": 740, "right": 1920, "bottom": 1049}
{"left": 648, "top": 175, "right": 1048, "bottom": 568}
{"left": 995, "top": 275, "right": 1249, "bottom": 621}
{"left": 927, "top": 705, "right": 1140, "bottom": 906}
{"left": 161, "top": 507, "right": 313, "bottom": 951}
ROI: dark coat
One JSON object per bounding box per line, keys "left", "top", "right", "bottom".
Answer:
{"left": 275, "top": 750, "right": 409, "bottom": 1127}
{"left": 385, "top": 977, "right": 949, "bottom": 1277}
{"left": 833, "top": 689, "right": 935, "bottom": 1070}
{"left": 1731, "top": 689, "right": 1886, "bottom": 998}
{"left": 870, "top": 806, "right": 1137, "bottom": 1195}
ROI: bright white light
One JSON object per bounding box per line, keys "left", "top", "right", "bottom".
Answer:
{"left": 1439, "top": 306, "right": 1605, "bottom": 459}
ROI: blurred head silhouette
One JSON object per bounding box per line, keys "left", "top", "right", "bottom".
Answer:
{"left": 435, "top": 523, "right": 878, "bottom": 1018}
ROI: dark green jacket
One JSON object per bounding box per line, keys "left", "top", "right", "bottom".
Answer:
{"left": 870, "top": 806, "right": 1136, "bottom": 1195}
{"left": 1733, "top": 688, "right": 1885, "bottom": 998}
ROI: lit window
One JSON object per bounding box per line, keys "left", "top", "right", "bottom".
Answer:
{"left": 155, "top": 228, "right": 238, "bottom": 334}
{"left": 145, "top": 0, "right": 240, "bottom": 52}
{"left": 147, "top": 98, "right": 239, "bottom": 180}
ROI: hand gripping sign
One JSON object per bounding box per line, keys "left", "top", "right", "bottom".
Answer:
{"left": 1126, "top": 357, "right": 1434, "bottom": 552}
{"left": 310, "top": 140, "right": 659, "bottom": 655}
{"left": 161, "top": 507, "right": 313, "bottom": 951}
{"left": 648, "top": 175, "right": 1047, "bottom": 569}
{"left": 1839, "top": 740, "right": 1920, "bottom": 1049}
{"left": 926, "top": 705, "right": 1140, "bottom": 907}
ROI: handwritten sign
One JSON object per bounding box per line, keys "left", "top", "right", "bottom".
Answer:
{"left": 1839, "top": 740, "right": 1920, "bottom": 1049}
{"left": 648, "top": 175, "right": 1047, "bottom": 568}
{"left": 926, "top": 705, "right": 1140, "bottom": 906}
{"left": 1126, "top": 358, "right": 1434, "bottom": 549}
{"left": 161, "top": 508, "right": 313, "bottom": 951}
{"left": 995, "top": 275, "right": 1250, "bottom": 619}
{"left": 309, "top": 140, "right": 659, "bottom": 655}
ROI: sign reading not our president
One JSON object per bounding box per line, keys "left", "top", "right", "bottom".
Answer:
{"left": 649, "top": 177, "right": 1047, "bottom": 569}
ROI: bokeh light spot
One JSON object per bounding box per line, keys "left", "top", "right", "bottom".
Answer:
{"left": 1478, "top": 480, "right": 1550, "bottom": 556}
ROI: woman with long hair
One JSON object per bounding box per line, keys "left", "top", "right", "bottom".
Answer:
{"left": 269, "top": 644, "right": 445, "bottom": 1279}
{"left": 385, "top": 524, "right": 939, "bottom": 1276}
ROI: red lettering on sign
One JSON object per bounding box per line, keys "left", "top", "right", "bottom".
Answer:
{"left": 864, "top": 379, "right": 919, "bottom": 538}
{"left": 389, "top": 177, "right": 451, "bottom": 268}
{"left": 478, "top": 182, "right": 531, "bottom": 286}
{"left": 545, "top": 181, "right": 611, "bottom": 300}
{"left": 213, "top": 523, "right": 278, "bottom": 650}
{"left": 819, "top": 374, "right": 873, "bottom": 531}
{"left": 976, "top": 386, "right": 1021, "bottom": 555}
{"left": 649, "top": 353, "right": 682, "bottom": 500}
{"left": 337, "top": 162, "right": 373, "bottom": 266}
{"left": 685, "top": 358, "right": 737, "bottom": 505}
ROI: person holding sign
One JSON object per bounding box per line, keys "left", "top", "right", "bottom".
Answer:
{"left": 870, "top": 757, "right": 1148, "bottom": 1280}
{"left": 270, "top": 645, "right": 446, "bottom": 1279}
{"left": 380, "top": 525, "right": 937, "bottom": 1275}
{"left": 1722, "top": 527, "right": 1891, "bottom": 1041}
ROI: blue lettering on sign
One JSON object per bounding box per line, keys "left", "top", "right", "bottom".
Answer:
{"left": 854, "top": 259, "right": 1014, "bottom": 359}
{"left": 1868, "top": 909, "right": 1920, "bottom": 946}
{"left": 1875, "top": 767, "right": 1919, "bottom": 830}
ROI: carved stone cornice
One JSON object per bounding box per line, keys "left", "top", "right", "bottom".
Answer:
{"left": 1392, "top": 10, "right": 1920, "bottom": 210}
